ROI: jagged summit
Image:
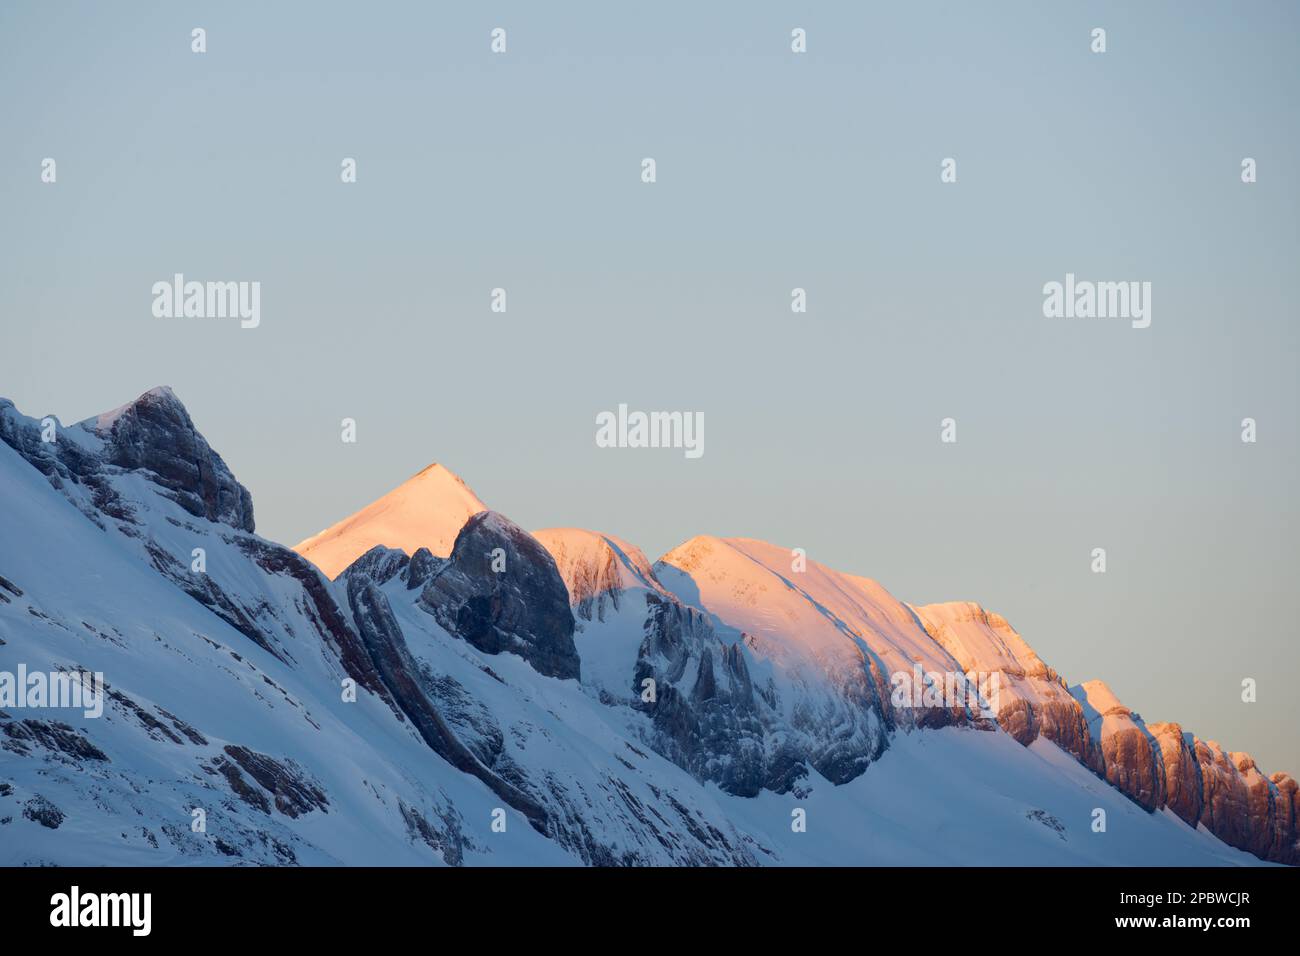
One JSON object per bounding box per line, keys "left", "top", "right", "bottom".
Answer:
{"left": 83, "top": 385, "right": 184, "bottom": 434}
{"left": 294, "top": 462, "right": 487, "bottom": 579}
{"left": 0, "top": 384, "right": 255, "bottom": 533}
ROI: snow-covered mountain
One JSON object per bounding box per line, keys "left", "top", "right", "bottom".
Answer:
{"left": 293, "top": 463, "right": 487, "bottom": 579}
{"left": 0, "top": 387, "right": 1294, "bottom": 866}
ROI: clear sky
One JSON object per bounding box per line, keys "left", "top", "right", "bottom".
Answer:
{"left": 2, "top": 1, "right": 1297, "bottom": 775}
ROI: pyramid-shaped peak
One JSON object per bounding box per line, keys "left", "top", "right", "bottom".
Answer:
{"left": 294, "top": 462, "right": 488, "bottom": 579}
{"left": 409, "top": 461, "right": 470, "bottom": 485}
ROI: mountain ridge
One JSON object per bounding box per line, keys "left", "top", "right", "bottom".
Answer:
{"left": 1, "top": 386, "right": 1293, "bottom": 866}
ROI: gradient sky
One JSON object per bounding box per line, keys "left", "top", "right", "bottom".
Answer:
{"left": 2, "top": 1, "right": 1297, "bottom": 775}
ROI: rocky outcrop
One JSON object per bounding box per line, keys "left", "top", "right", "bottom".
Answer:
{"left": 1196, "top": 740, "right": 1257, "bottom": 852}
{"left": 1233, "top": 753, "right": 1278, "bottom": 859}
{"left": 537, "top": 530, "right": 894, "bottom": 797}
{"left": 419, "top": 512, "right": 580, "bottom": 681}
{"left": 634, "top": 593, "right": 773, "bottom": 796}
{"left": 94, "top": 387, "right": 254, "bottom": 532}
{"left": 916, "top": 609, "right": 1300, "bottom": 863}
{"left": 1071, "top": 681, "right": 1165, "bottom": 811}
{"left": 913, "top": 602, "right": 1102, "bottom": 772}
{"left": 2, "top": 718, "right": 108, "bottom": 762}
{"left": 535, "top": 528, "right": 662, "bottom": 622}
{"left": 648, "top": 548, "right": 893, "bottom": 794}
{"left": 220, "top": 745, "right": 329, "bottom": 818}
{"left": 347, "top": 574, "right": 550, "bottom": 834}
{"left": 1141, "top": 733, "right": 1300, "bottom": 866}
{"left": 238, "top": 535, "right": 399, "bottom": 712}
{"left": 1, "top": 386, "right": 254, "bottom": 535}
{"left": 22, "top": 794, "right": 65, "bottom": 829}
{"left": 0, "top": 398, "right": 125, "bottom": 528}
{"left": 1270, "top": 773, "right": 1299, "bottom": 863}
{"left": 340, "top": 545, "right": 410, "bottom": 586}
{"left": 1148, "top": 722, "right": 1204, "bottom": 825}
{"left": 405, "top": 547, "right": 439, "bottom": 590}
{"left": 1149, "top": 726, "right": 1298, "bottom": 865}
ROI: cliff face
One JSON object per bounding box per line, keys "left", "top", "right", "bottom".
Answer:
{"left": 419, "top": 511, "right": 581, "bottom": 682}
{"left": 1149, "top": 722, "right": 1205, "bottom": 826}
{"left": 1072, "top": 681, "right": 1165, "bottom": 812}
{"left": 913, "top": 602, "right": 1102, "bottom": 772}
{"left": 1117, "top": 721, "right": 1300, "bottom": 865}
{"left": 913, "top": 607, "right": 1299, "bottom": 865}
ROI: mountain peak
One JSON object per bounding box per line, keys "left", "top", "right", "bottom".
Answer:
{"left": 409, "top": 461, "right": 465, "bottom": 484}
{"left": 85, "top": 385, "right": 184, "bottom": 434}
{"left": 293, "top": 462, "right": 487, "bottom": 579}
{"left": 534, "top": 527, "right": 664, "bottom": 619}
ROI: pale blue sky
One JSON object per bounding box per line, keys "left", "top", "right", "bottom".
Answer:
{"left": 1, "top": 1, "right": 1297, "bottom": 773}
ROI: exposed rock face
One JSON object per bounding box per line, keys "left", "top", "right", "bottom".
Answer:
{"left": 634, "top": 593, "right": 771, "bottom": 796}
{"left": 652, "top": 536, "right": 895, "bottom": 792}
{"left": 1233, "top": 753, "right": 1278, "bottom": 860}
{"left": 535, "top": 528, "right": 661, "bottom": 623}
{"left": 347, "top": 574, "right": 550, "bottom": 833}
{"left": 94, "top": 387, "right": 255, "bottom": 532}
{"left": 1196, "top": 739, "right": 1256, "bottom": 852}
{"left": 219, "top": 746, "right": 329, "bottom": 818}
{"left": 1034, "top": 682, "right": 1300, "bottom": 863}
{"left": 537, "top": 530, "right": 889, "bottom": 796}
{"left": 1071, "top": 681, "right": 1165, "bottom": 811}
{"left": 1270, "top": 774, "right": 1299, "bottom": 863}
{"left": 0, "top": 386, "right": 254, "bottom": 533}
{"left": 419, "top": 512, "right": 580, "bottom": 682}
{"left": 2, "top": 719, "right": 108, "bottom": 762}
{"left": 404, "top": 547, "right": 439, "bottom": 590}
{"left": 906, "top": 604, "right": 1300, "bottom": 863}
{"left": 22, "top": 794, "right": 65, "bottom": 829}
{"left": 913, "top": 602, "right": 1102, "bottom": 772}
{"left": 1148, "top": 722, "right": 1204, "bottom": 825}
{"left": 340, "top": 545, "right": 410, "bottom": 586}
{"left": 237, "top": 535, "right": 399, "bottom": 712}
{"left": 398, "top": 799, "right": 466, "bottom": 866}
{"left": 1142, "top": 735, "right": 1300, "bottom": 866}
